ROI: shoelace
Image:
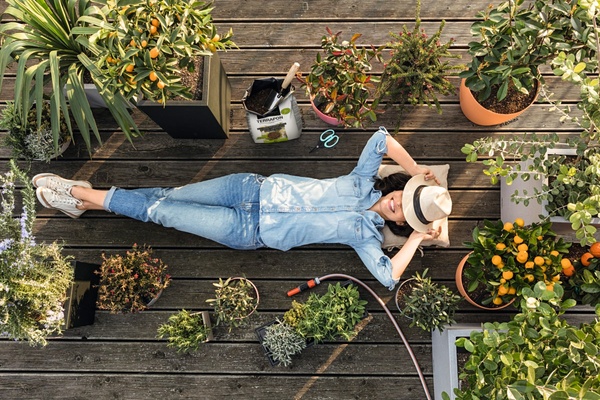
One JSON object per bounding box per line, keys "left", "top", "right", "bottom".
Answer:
{"left": 46, "top": 190, "right": 82, "bottom": 206}
{"left": 46, "top": 177, "right": 74, "bottom": 195}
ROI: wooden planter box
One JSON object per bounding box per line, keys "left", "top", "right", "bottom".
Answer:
{"left": 136, "top": 53, "right": 231, "bottom": 139}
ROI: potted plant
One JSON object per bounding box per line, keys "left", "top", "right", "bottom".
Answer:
{"left": 374, "top": 0, "right": 462, "bottom": 132}
{"left": 445, "top": 283, "right": 600, "bottom": 399}
{"left": 459, "top": 219, "right": 570, "bottom": 309}
{"left": 95, "top": 244, "right": 171, "bottom": 313}
{"left": 298, "top": 27, "right": 383, "bottom": 128}
{"left": 84, "top": 0, "right": 237, "bottom": 139}
{"left": 395, "top": 269, "right": 461, "bottom": 332}
{"left": 458, "top": 0, "right": 595, "bottom": 126}
{"left": 206, "top": 277, "right": 259, "bottom": 332}
{"left": 0, "top": 101, "right": 70, "bottom": 162}
{"left": 0, "top": 0, "right": 139, "bottom": 155}
{"left": 0, "top": 160, "right": 74, "bottom": 346}
{"left": 257, "top": 319, "right": 307, "bottom": 367}
{"left": 156, "top": 309, "right": 213, "bottom": 353}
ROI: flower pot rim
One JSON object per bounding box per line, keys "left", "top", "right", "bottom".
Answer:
{"left": 394, "top": 277, "right": 417, "bottom": 315}
{"left": 228, "top": 276, "right": 260, "bottom": 320}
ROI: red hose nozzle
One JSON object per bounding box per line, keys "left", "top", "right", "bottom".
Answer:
{"left": 287, "top": 278, "right": 320, "bottom": 296}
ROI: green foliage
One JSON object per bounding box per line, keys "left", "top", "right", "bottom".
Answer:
{"left": 463, "top": 136, "right": 600, "bottom": 246}
{"left": 375, "top": 0, "right": 462, "bottom": 131}
{"left": 463, "top": 219, "right": 570, "bottom": 306}
{"left": 283, "top": 282, "right": 368, "bottom": 343}
{"left": 157, "top": 310, "right": 210, "bottom": 353}
{"left": 564, "top": 248, "right": 600, "bottom": 306}
{"left": 206, "top": 277, "right": 258, "bottom": 332}
{"left": 262, "top": 319, "right": 307, "bottom": 367}
{"left": 450, "top": 283, "right": 600, "bottom": 399}
{"left": 0, "top": 160, "right": 73, "bottom": 346}
{"left": 96, "top": 244, "right": 171, "bottom": 313}
{"left": 398, "top": 269, "right": 461, "bottom": 332}
{"left": 0, "top": 0, "right": 138, "bottom": 155}
{"left": 459, "top": 0, "right": 596, "bottom": 102}
{"left": 78, "top": 0, "right": 236, "bottom": 104}
{"left": 0, "top": 102, "right": 69, "bottom": 162}
{"left": 299, "top": 27, "right": 383, "bottom": 128}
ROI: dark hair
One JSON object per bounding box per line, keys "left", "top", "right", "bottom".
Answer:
{"left": 373, "top": 172, "right": 414, "bottom": 237}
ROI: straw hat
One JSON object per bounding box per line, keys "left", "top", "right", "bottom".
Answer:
{"left": 402, "top": 174, "right": 452, "bottom": 233}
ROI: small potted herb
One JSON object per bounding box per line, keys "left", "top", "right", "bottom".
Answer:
{"left": 375, "top": 0, "right": 461, "bottom": 132}
{"left": 156, "top": 309, "right": 213, "bottom": 353}
{"left": 298, "top": 27, "right": 383, "bottom": 128}
{"left": 396, "top": 269, "right": 461, "bottom": 332}
{"left": 0, "top": 102, "right": 70, "bottom": 162}
{"left": 206, "top": 277, "right": 259, "bottom": 332}
{"left": 0, "top": 161, "right": 74, "bottom": 346}
{"left": 259, "top": 319, "right": 307, "bottom": 367}
{"left": 96, "top": 244, "right": 171, "bottom": 313}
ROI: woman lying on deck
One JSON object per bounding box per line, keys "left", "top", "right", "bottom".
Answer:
{"left": 33, "top": 126, "right": 451, "bottom": 289}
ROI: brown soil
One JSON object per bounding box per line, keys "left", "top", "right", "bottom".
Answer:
{"left": 474, "top": 81, "right": 537, "bottom": 114}
{"left": 244, "top": 88, "right": 275, "bottom": 115}
{"left": 456, "top": 349, "right": 471, "bottom": 390}
{"left": 178, "top": 56, "right": 204, "bottom": 100}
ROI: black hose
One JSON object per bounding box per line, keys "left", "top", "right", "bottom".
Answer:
{"left": 316, "top": 273, "right": 433, "bottom": 400}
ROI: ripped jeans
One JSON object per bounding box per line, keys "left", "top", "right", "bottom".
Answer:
{"left": 103, "top": 173, "right": 266, "bottom": 250}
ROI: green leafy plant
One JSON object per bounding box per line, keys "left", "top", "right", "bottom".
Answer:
{"left": 375, "top": 0, "right": 461, "bottom": 130}
{"left": 298, "top": 27, "right": 383, "bottom": 128}
{"left": 398, "top": 269, "right": 461, "bottom": 332}
{"left": 96, "top": 244, "right": 170, "bottom": 313}
{"left": 462, "top": 136, "right": 600, "bottom": 245}
{"left": 0, "top": 160, "right": 74, "bottom": 346}
{"left": 564, "top": 245, "right": 600, "bottom": 306}
{"left": 206, "top": 277, "right": 259, "bottom": 332}
{"left": 79, "top": 0, "right": 236, "bottom": 104}
{"left": 283, "top": 282, "right": 368, "bottom": 343}
{"left": 0, "top": 0, "right": 138, "bottom": 154}
{"left": 463, "top": 219, "right": 570, "bottom": 307}
{"left": 157, "top": 310, "right": 210, "bottom": 353}
{"left": 0, "top": 102, "right": 69, "bottom": 162}
{"left": 262, "top": 319, "right": 307, "bottom": 367}
{"left": 459, "top": 0, "right": 594, "bottom": 105}
{"left": 445, "top": 283, "right": 600, "bottom": 400}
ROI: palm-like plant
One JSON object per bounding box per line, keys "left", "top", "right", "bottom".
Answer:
{"left": 0, "top": 0, "right": 139, "bottom": 154}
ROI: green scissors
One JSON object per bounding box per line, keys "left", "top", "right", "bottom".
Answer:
{"left": 309, "top": 129, "right": 339, "bottom": 153}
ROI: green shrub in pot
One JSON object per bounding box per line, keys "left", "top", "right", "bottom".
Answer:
{"left": 157, "top": 309, "right": 211, "bottom": 353}
{"left": 206, "top": 277, "right": 259, "bottom": 332}
{"left": 261, "top": 319, "right": 307, "bottom": 367}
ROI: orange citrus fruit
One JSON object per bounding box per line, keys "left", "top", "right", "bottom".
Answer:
{"left": 149, "top": 48, "right": 160, "bottom": 58}
{"left": 534, "top": 256, "right": 545, "bottom": 266}
{"left": 552, "top": 274, "right": 561, "bottom": 282}
{"left": 141, "top": 40, "right": 148, "bottom": 48}
{"left": 550, "top": 250, "right": 559, "bottom": 257}
{"left": 560, "top": 258, "right": 572, "bottom": 269}
{"left": 129, "top": 39, "right": 136, "bottom": 47}
{"left": 503, "top": 222, "right": 514, "bottom": 232}
{"left": 514, "top": 235, "right": 524, "bottom": 244}
{"left": 498, "top": 285, "right": 509, "bottom": 296}
{"left": 151, "top": 18, "right": 160, "bottom": 27}
{"left": 517, "top": 251, "right": 529, "bottom": 263}
{"left": 157, "top": 81, "right": 166, "bottom": 89}
{"left": 150, "top": 25, "right": 158, "bottom": 35}
{"left": 546, "top": 283, "right": 555, "bottom": 291}
{"left": 492, "top": 297, "right": 503, "bottom": 305}
{"left": 502, "top": 270, "right": 514, "bottom": 280}
{"left": 517, "top": 244, "right": 528, "bottom": 252}
{"left": 125, "top": 64, "right": 135, "bottom": 73}
{"left": 524, "top": 274, "right": 534, "bottom": 282}
{"left": 514, "top": 218, "right": 525, "bottom": 227}
{"left": 149, "top": 71, "right": 158, "bottom": 81}
{"left": 525, "top": 261, "right": 534, "bottom": 269}
{"left": 590, "top": 242, "right": 600, "bottom": 257}
{"left": 496, "top": 243, "right": 506, "bottom": 251}
{"left": 562, "top": 264, "right": 576, "bottom": 277}
{"left": 507, "top": 287, "right": 516, "bottom": 295}
{"left": 491, "top": 255, "right": 502, "bottom": 266}
{"left": 581, "top": 252, "right": 594, "bottom": 267}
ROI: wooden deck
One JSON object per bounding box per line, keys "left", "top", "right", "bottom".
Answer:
{"left": 0, "top": 0, "right": 596, "bottom": 399}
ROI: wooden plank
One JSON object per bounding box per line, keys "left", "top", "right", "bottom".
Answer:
{"left": 0, "top": 374, "right": 434, "bottom": 400}
{"left": 0, "top": 341, "right": 434, "bottom": 375}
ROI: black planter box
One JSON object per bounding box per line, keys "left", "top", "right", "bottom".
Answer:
{"left": 62, "top": 261, "right": 100, "bottom": 329}
{"left": 136, "top": 53, "right": 231, "bottom": 139}
{"left": 255, "top": 320, "right": 315, "bottom": 367}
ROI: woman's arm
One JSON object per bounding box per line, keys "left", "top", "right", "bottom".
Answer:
{"left": 390, "top": 226, "right": 442, "bottom": 280}
{"left": 386, "top": 135, "right": 439, "bottom": 184}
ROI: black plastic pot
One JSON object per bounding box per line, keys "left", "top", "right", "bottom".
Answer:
{"left": 62, "top": 261, "right": 100, "bottom": 329}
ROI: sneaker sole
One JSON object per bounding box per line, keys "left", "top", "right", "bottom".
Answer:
{"left": 31, "top": 173, "right": 92, "bottom": 190}
{"left": 36, "top": 187, "right": 84, "bottom": 219}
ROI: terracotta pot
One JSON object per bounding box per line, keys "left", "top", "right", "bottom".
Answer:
{"left": 455, "top": 253, "right": 515, "bottom": 311}
{"left": 230, "top": 277, "right": 260, "bottom": 320}
{"left": 459, "top": 79, "right": 538, "bottom": 126}
{"left": 310, "top": 96, "right": 340, "bottom": 126}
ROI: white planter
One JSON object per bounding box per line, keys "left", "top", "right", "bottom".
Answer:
{"left": 431, "top": 324, "right": 483, "bottom": 400}
{"left": 500, "top": 158, "right": 544, "bottom": 226}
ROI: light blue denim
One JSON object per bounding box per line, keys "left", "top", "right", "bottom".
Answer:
{"left": 104, "top": 127, "right": 400, "bottom": 289}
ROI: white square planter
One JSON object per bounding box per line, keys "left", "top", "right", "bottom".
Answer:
{"left": 500, "top": 158, "right": 544, "bottom": 226}
{"left": 432, "top": 324, "right": 482, "bottom": 400}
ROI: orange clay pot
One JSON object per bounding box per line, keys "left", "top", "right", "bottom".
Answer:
{"left": 459, "top": 79, "right": 538, "bottom": 126}
{"left": 455, "top": 253, "right": 515, "bottom": 311}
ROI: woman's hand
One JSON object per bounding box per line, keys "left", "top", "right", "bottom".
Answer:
{"left": 409, "top": 225, "right": 442, "bottom": 241}
{"left": 415, "top": 166, "right": 440, "bottom": 185}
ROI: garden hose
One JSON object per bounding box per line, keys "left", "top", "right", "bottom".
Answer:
{"left": 288, "top": 274, "right": 433, "bottom": 400}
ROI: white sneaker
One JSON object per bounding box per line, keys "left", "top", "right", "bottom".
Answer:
{"left": 36, "top": 187, "right": 85, "bottom": 218}
{"left": 32, "top": 173, "right": 92, "bottom": 195}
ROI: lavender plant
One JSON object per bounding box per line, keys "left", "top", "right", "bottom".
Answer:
{"left": 262, "top": 319, "right": 307, "bottom": 367}
{"left": 0, "top": 160, "right": 73, "bottom": 346}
